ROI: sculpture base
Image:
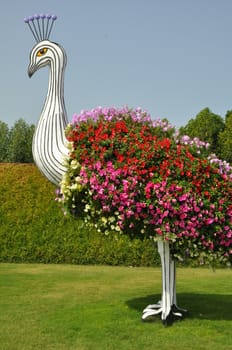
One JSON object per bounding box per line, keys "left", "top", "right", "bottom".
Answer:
{"left": 142, "top": 301, "right": 188, "bottom": 326}
{"left": 141, "top": 240, "right": 188, "bottom": 325}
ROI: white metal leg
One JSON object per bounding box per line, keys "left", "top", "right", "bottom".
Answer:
{"left": 142, "top": 240, "right": 187, "bottom": 325}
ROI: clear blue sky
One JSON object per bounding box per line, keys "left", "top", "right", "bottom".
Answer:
{"left": 1, "top": 0, "right": 232, "bottom": 128}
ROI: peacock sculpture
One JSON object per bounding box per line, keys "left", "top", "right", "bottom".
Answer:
{"left": 25, "top": 14, "right": 68, "bottom": 186}
{"left": 24, "top": 14, "right": 232, "bottom": 326}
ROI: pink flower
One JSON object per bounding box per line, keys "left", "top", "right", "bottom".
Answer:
{"left": 178, "top": 194, "right": 188, "bottom": 202}
{"left": 206, "top": 218, "right": 214, "bottom": 225}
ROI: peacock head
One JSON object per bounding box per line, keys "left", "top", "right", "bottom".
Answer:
{"left": 24, "top": 14, "right": 66, "bottom": 77}
{"left": 28, "top": 40, "right": 67, "bottom": 77}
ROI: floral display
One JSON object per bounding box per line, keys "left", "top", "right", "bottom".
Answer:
{"left": 57, "top": 107, "right": 232, "bottom": 266}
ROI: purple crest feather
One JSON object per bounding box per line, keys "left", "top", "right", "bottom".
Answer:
{"left": 24, "top": 12, "right": 58, "bottom": 42}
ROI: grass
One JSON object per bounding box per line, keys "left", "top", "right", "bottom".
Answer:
{"left": 0, "top": 264, "right": 231, "bottom": 350}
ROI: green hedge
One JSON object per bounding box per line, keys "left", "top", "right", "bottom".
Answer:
{"left": 0, "top": 163, "right": 159, "bottom": 266}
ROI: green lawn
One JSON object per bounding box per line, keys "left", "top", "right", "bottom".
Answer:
{"left": 0, "top": 264, "right": 231, "bottom": 350}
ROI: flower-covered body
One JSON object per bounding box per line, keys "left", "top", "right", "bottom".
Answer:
{"left": 58, "top": 107, "right": 232, "bottom": 266}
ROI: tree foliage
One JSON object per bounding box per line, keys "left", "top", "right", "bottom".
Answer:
{"left": 217, "top": 110, "right": 232, "bottom": 164}
{"left": 180, "top": 108, "right": 225, "bottom": 154}
{"left": 0, "top": 119, "right": 35, "bottom": 163}
{"left": 0, "top": 121, "right": 9, "bottom": 162}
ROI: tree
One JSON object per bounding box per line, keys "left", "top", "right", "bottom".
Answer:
{"left": 180, "top": 108, "right": 225, "bottom": 153}
{"left": 0, "top": 121, "right": 9, "bottom": 162}
{"left": 8, "top": 119, "right": 35, "bottom": 163}
{"left": 217, "top": 110, "right": 232, "bottom": 164}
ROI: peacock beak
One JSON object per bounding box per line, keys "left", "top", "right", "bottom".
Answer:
{"left": 28, "top": 64, "right": 37, "bottom": 78}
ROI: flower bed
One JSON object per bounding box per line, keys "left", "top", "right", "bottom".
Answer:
{"left": 58, "top": 107, "right": 232, "bottom": 266}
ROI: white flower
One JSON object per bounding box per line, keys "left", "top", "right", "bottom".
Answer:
{"left": 75, "top": 176, "right": 81, "bottom": 183}
{"left": 101, "top": 217, "right": 107, "bottom": 224}
{"left": 84, "top": 204, "right": 91, "bottom": 212}
{"left": 70, "top": 159, "right": 80, "bottom": 170}
{"left": 108, "top": 216, "right": 115, "bottom": 223}
{"left": 70, "top": 183, "right": 78, "bottom": 190}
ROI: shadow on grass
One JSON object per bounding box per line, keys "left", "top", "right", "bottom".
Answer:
{"left": 126, "top": 293, "right": 232, "bottom": 321}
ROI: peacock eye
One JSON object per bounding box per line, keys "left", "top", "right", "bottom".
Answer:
{"left": 37, "top": 48, "right": 48, "bottom": 57}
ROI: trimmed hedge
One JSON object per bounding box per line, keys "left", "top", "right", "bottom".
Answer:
{"left": 0, "top": 163, "right": 159, "bottom": 266}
